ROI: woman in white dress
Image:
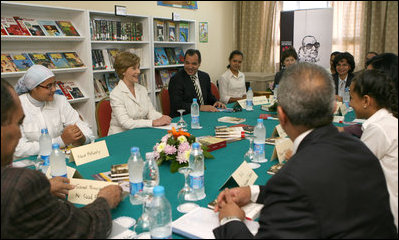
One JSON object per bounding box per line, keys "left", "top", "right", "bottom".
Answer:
{"left": 108, "top": 52, "right": 171, "bottom": 135}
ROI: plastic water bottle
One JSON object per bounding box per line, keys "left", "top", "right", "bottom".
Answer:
{"left": 49, "top": 143, "right": 67, "bottom": 178}
{"left": 39, "top": 128, "right": 52, "bottom": 173}
{"left": 191, "top": 98, "right": 200, "bottom": 129}
{"left": 149, "top": 186, "right": 172, "bottom": 239}
{"left": 274, "top": 84, "right": 279, "bottom": 100}
{"left": 253, "top": 119, "right": 267, "bottom": 163}
{"left": 143, "top": 152, "right": 159, "bottom": 195}
{"left": 189, "top": 142, "right": 205, "bottom": 200}
{"left": 343, "top": 87, "right": 351, "bottom": 109}
{"left": 128, "top": 147, "right": 145, "bottom": 205}
{"left": 246, "top": 87, "right": 254, "bottom": 111}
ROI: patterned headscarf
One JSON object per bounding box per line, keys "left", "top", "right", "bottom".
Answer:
{"left": 15, "top": 65, "right": 55, "bottom": 95}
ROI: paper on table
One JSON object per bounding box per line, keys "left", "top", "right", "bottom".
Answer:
{"left": 152, "top": 122, "right": 177, "bottom": 130}
{"left": 68, "top": 178, "right": 118, "bottom": 205}
{"left": 172, "top": 207, "right": 259, "bottom": 239}
{"left": 237, "top": 96, "right": 269, "bottom": 109}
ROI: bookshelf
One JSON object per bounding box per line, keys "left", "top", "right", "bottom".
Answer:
{"left": 1, "top": 1, "right": 97, "bottom": 135}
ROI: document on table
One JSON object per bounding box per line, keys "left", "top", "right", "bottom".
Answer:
{"left": 152, "top": 122, "right": 177, "bottom": 130}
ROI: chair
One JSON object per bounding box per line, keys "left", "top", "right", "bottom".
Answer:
{"left": 211, "top": 82, "right": 220, "bottom": 101}
{"left": 159, "top": 87, "right": 170, "bottom": 116}
{"left": 95, "top": 97, "right": 112, "bottom": 138}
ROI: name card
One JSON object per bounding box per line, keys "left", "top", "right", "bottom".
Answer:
{"left": 271, "top": 138, "right": 293, "bottom": 163}
{"left": 219, "top": 161, "right": 258, "bottom": 190}
{"left": 334, "top": 101, "right": 348, "bottom": 116}
{"left": 271, "top": 124, "right": 287, "bottom": 138}
{"left": 237, "top": 96, "right": 270, "bottom": 108}
{"left": 68, "top": 178, "right": 118, "bottom": 205}
{"left": 333, "top": 116, "right": 344, "bottom": 123}
{"left": 70, "top": 140, "right": 109, "bottom": 166}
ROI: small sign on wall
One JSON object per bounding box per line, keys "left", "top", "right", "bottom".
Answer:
{"left": 199, "top": 22, "right": 208, "bottom": 43}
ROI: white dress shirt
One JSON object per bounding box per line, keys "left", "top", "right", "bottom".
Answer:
{"left": 14, "top": 94, "right": 94, "bottom": 159}
{"left": 218, "top": 69, "right": 246, "bottom": 104}
{"left": 337, "top": 75, "right": 348, "bottom": 98}
{"left": 108, "top": 80, "right": 162, "bottom": 135}
{"left": 361, "top": 108, "right": 398, "bottom": 230}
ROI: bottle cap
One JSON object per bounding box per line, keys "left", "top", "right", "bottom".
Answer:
{"left": 193, "top": 98, "right": 197, "bottom": 102}
{"left": 41, "top": 128, "right": 48, "bottom": 134}
{"left": 248, "top": 87, "right": 252, "bottom": 90}
{"left": 153, "top": 185, "right": 165, "bottom": 196}
{"left": 192, "top": 142, "right": 200, "bottom": 149}
{"left": 52, "top": 143, "right": 60, "bottom": 149}
{"left": 145, "top": 152, "right": 154, "bottom": 160}
{"left": 257, "top": 118, "right": 263, "bottom": 123}
{"left": 131, "top": 147, "right": 139, "bottom": 153}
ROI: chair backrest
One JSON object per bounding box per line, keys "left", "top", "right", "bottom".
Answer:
{"left": 95, "top": 97, "right": 112, "bottom": 138}
{"left": 211, "top": 82, "right": 220, "bottom": 101}
{"left": 159, "top": 87, "right": 170, "bottom": 116}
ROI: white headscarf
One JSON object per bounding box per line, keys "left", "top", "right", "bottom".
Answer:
{"left": 15, "top": 65, "right": 55, "bottom": 95}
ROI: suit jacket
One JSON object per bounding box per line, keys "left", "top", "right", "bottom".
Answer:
{"left": 1, "top": 167, "right": 112, "bottom": 238}
{"left": 168, "top": 69, "right": 217, "bottom": 118}
{"left": 213, "top": 124, "right": 397, "bottom": 239}
{"left": 333, "top": 72, "right": 355, "bottom": 95}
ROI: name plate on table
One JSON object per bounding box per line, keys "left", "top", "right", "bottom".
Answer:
{"left": 219, "top": 161, "right": 258, "bottom": 190}
{"left": 271, "top": 138, "right": 293, "bottom": 163}
{"left": 70, "top": 140, "right": 109, "bottom": 166}
{"left": 271, "top": 124, "right": 287, "bottom": 138}
{"left": 334, "top": 101, "right": 348, "bottom": 116}
{"left": 237, "top": 96, "right": 269, "bottom": 108}
{"left": 68, "top": 178, "right": 118, "bottom": 205}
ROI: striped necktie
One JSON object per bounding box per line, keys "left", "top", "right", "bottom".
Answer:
{"left": 191, "top": 75, "right": 204, "bottom": 105}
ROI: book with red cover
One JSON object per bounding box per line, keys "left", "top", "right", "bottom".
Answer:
{"left": 197, "top": 136, "right": 227, "bottom": 152}
{"left": 13, "top": 16, "right": 32, "bottom": 36}
{"left": 22, "top": 17, "right": 46, "bottom": 36}
{"left": 3, "top": 17, "right": 25, "bottom": 35}
{"left": 56, "top": 81, "right": 73, "bottom": 100}
{"left": 1, "top": 23, "right": 8, "bottom": 35}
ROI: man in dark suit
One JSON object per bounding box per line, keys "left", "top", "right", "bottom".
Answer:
{"left": 213, "top": 63, "right": 397, "bottom": 238}
{"left": 168, "top": 49, "right": 225, "bottom": 118}
{"left": 1, "top": 80, "right": 123, "bottom": 238}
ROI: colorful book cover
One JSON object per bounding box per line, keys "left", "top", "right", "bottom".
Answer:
{"left": 135, "top": 22, "right": 143, "bottom": 41}
{"left": 13, "top": 16, "right": 32, "bottom": 36}
{"left": 62, "top": 52, "right": 84, "bottom": 68}
{"left": 1, "top": 23, "right": 8, "bottom": 35}
{"left": 154, "top": 19, "right": 165, "bottom": 41}
{"left": 159, "top": 69, "right": 170, "bottom": 87}
{"left": 64, "top": 81, "right": 85, "bottom": 99}
{"left": 154, "top": 47, "right": 169, "bottom": 66}
{"left": 107, "top": 49, "right": 121, "bottom": 67}
{"left": 28, "top": 53, "right": 56, "bottom": 69}
{"left": 174, "top": 47, "right": 185, "bottom": 63}
{"left": 11, "top": 53, "right": 34, "bottom": 71}
{"left": 1, "top": 54, "right": 18, "bottom": 72}
{"left": 178, "top": 22, "right": 189, "bottom": 42}
{"left": 21, "top": 18, "right": 46, "bottom": 36}
{"left": 105, "top": 73, "right": 119, "bottom": 92}
{"left": 166, "top": 21, "right": 176, "bottom": 41}
{"left": 3, "top": 17, "right": 25, "bottom": 35}
{"left": 55, "top": 20, "right": 80, "bottom": 36}
{"left": 54, "top": 83, "right": 65, "bottom": 96}
{"left": 47, "top": 52, "right": 71, "bottom": 68}
{"left": 38, "top": 20, "right": 64, "bottom": 36}
{"left": 56, "top": 81, "right": 73, "bottom": 100}
{"left": 164, "top": 47, "right": 177, "bottom": 65}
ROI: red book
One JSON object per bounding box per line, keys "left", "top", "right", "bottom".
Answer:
{"left": 1, "top": 23, "right": 8, "bottom": 35}
{"left": 197, "top": 136, "right": 227, "bottom": 152}
{"left": 13, "top": 16, "right": 32, "bottom": 36}
{"left": 56, "top": 81, "right": 73, "bottom": 100}
{"left": 3, "top": 17, "right": 24, "bottom": 35}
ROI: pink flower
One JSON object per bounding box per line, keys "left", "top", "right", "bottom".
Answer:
{"left": 164, "top": 144, "right": 177, "bottom": 155}
{"left": 177, "top": 151, "right": 189, "bottom": 164}
{"left": 153, "top": 151, "right": 160, "bottom": 160}
{"left": 178, "top": 141, "right": 190, "bottom": 153}
{"left": 153, "top": 143, "right": 159, "bottom": 152}
{"left": 161, "top": 134, "right": 171, "bottom": 143}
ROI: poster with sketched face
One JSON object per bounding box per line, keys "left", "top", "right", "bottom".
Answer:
{"left": 293, "top": 8, "right": 333, "bottom": 70}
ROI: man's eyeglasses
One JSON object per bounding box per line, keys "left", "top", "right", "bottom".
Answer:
{"left": 38, "top": 83, "right": 56, "bottom": 89}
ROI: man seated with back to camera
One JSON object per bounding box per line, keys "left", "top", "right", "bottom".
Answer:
{"left": 212, "top": 62, "right": 397, "bottom": 238}
{"left": 1, "top": 80, "right": 123, "bottom": 238}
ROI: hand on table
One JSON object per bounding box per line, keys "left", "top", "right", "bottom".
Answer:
{"left": 214, "top": 186, "right": 251, "bottom": 213}
{"left": 152, "top": 115, "right": 172, "bottom": 126}
{"left": 97, "top": 185, "right": 123, "bottom": 209}
{"left": 216, "top": 188, "right": 246, "bottom": 221}
{"left": 213, "top": 101, "right": 226, "bottom": 109}
{"left": 49, "top": 176, "right": 75, "bottom": 199}
{"left": 61, "top": 124, "right": 85, "bottom": 146}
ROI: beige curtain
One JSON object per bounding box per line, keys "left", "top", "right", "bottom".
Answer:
{"left": 235, "top": 1, "right": 282, "bottom": 73}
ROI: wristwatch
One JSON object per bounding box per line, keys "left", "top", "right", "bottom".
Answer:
{"left": 220, "top": 216, "right": 242, "bottom": 225}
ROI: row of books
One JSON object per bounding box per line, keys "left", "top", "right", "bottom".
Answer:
{"left": 54, "top": 81, "right": 86, "bottom": 100}
{"left": 1, "top": 16, "right": 79, "bottom": 36}
{"left": 1, "top": 52, "right": 85, "bottom": 73}
{"left": 154, "top": 19, "right": 190, "bottom": 42}
{"left": 92, "top": 48, "right": 145, "bottom": 70}
{"left": 154, "top": 47, "right": 185, "bottom": 66}
{"left": 155, "top": 68, "right": 181, "bottom": 88}
{"left": 90, "top": 19, "right": 143, "bottom": 41}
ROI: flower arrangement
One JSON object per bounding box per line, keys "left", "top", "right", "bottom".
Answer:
{"left": 153, "top": 127, "right": 214, "bottom": 173}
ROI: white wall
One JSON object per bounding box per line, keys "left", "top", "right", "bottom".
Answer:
{"left": 14, "top": 1, "right": 235, "bottom": 82}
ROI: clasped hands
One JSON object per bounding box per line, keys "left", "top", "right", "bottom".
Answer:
{"left": 200, "top": 101, "right": 226, "bottom": 112}
{"left": 61, "top": 124, "right": 86, "bottom": 146}
{"left": 214, "top": 186, "right": 251, "bottom": 222}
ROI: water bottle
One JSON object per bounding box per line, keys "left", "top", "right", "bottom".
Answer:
{"left": 246, "top": 87, "right": 254, "bottom": 111}
{"left": 128, "top": 147, "right": 145, "bottom": 205}
{"left": 191, "top": 98, "right": 200, "bottom": 129}
{"left": 143, "top": 152, "right": 159, "bottom": 195}
{"left": 39, "top": 128, "right": 52, "bottom": 173}
{"left": 253, "top": 119, "right": 267, "bottom": 163}
{"left": 189, "top": 142, "right": 205, "bottom": 200}
{"left": 149, "top": 186, "right": 172, "bottom": 239}
{"left": 274, "top": 84, "right": 279, "bottom": 100}
{"left": 49, "top": 143, "right": 67, "bottom": 178}
{"left": 343, "top": 87, "right": 351, "bottom": 109}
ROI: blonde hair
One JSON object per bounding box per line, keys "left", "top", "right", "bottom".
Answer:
{"left": 114, "top": 52, "right": 140, "bottom": 79}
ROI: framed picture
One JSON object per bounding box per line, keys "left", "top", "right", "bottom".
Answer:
{"left": 199, "top": 22, "right": 208, "bottom": 43}
{"left": 157, "top": 1, "right": 198, "bottom": 10}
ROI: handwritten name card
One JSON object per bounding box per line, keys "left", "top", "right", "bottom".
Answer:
{"left": 238, "top": 96, "right": 270, "bottom": 109}
{"left": 220, "top": 161, "right": 258, "bottom": 190}
{"left": 271, "top": 124, "right": 288, "bottom": 138}
{"left": 271, "top": 137, "right": 293, "bottom": 163}
{"left": 70, "top": 140, "right": 109, "bottom": 166}
{"left": 68, "top": 178, "right": 118, "bottom": 205}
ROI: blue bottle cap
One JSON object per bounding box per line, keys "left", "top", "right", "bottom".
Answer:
{"left": 193, "top": 98, "right": 197, "bottom": 102}
{"left": 41, "top": 128, "right": 48, "bottom": 134}
{"left": 257, "top": 118, "right": 263, "bottom": 123}
{"left": 248, "top": 87, "right": 252, "bottom": 90}
{"left": 52, "top": 143, "right": 60, "bottom": 149}
{"left": 192, "top": 142, "right": 200, "bottom": 149}
{"left": 131, "top": 147, "right": 139, "bottom": 153}
{"left": 153, "top": 186, "right": 165, "bottom": 196}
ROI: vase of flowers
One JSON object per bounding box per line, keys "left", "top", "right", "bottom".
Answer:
{"left": 153, "top": 127, "right": 214, "bottom": 173}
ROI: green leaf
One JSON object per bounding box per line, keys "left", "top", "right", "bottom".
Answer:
{"left": 201, "top": 145, "right": 214, "bottom": 159}
{"left": 170, "top": 161, "right": 188, "bottom": 173}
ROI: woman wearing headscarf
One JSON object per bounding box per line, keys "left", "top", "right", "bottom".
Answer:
{"left": 14, "top": 65, "right": 94, "bottom": 159}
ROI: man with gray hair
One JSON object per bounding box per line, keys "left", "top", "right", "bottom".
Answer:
{"left": 212, "top": 62, "right": 397, "bottom": 238}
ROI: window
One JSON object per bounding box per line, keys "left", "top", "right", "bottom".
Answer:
{"left": 283, "top": 1, "right": 330, "bottom": 11}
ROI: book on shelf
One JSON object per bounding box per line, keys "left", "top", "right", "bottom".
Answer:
{"left": 56, "top": 81, "right": 73, "bottom": 100}
{"left": 1, "top": 23, "right": 8, "bottom": 35}
{"left": 1, "top": 54, "right": 19, "bottom": 72}
{"left": 107, "top": 49, "right": 121, "bottom": 67}
{"left": 92, "top": 49, "right": 105, "bottom": 70}
{"left": 13, "top": 16, "right": 32, "bottom": 36}
{"left": 47, "top": 52, "right": 71, "bottom": 69}
{"left": 105, "top": 73, "right": 119, "bottom": 92}
{"left": 21, "top": 18, "right": 46, "bottom": 36}
{"left": 165, "top": 21, "right": 176, "bottom": 41}
{"left": 168, "top": 68, "right": 180, "bottom": 78}
{"left": 94, "top": 77, "right": 108, "bottom": 99}
{"left": 38, "top": 20, "right": 64, "bottom": 36}
{"left": 178, "top": 22, "right": 189, "bottom": 42}
{"left": 154, "top": 47, "right": 169, "bottom": 66}
{"left": 154, "top": 19, "right": 165, "bottom": 41}
{"left": 28, "top": 53, "right": 56, "bottom": 69}
{"left": 2, "top": 17, "right": 26, "bottom": 36}
{"left": 63, "top": 52, "right": 85, "bottom": 68}
{"left": 154, "top": 70, "right": 163, "bottom": 89}
{"left": 101, "top": 49, "right": 112, "bottom": 70}
{"left": 11, "top": 53, "right": 34, "bottom": 71}
{"left": 159, "top": 69, "right": 170, "bottom": 87}
{"left": 174, "top": 47, "right": 185, "bottom": 64}
{"left": 135, "top": 22, "right": 143, "bottom": 41}
{"left": 54, "top": 83, "right": 65, "bottom": 96}
{"left": 55, "top": 20, "right": 80, "bottom": 36}
{"left": 164, "top": 47, "right": 177, "bottom": 65}
{"left": 63, "top": 81, "right": 85, "bottom": 99}
{"left": 139, "top": 73, "right": 148, "bottom": 89}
